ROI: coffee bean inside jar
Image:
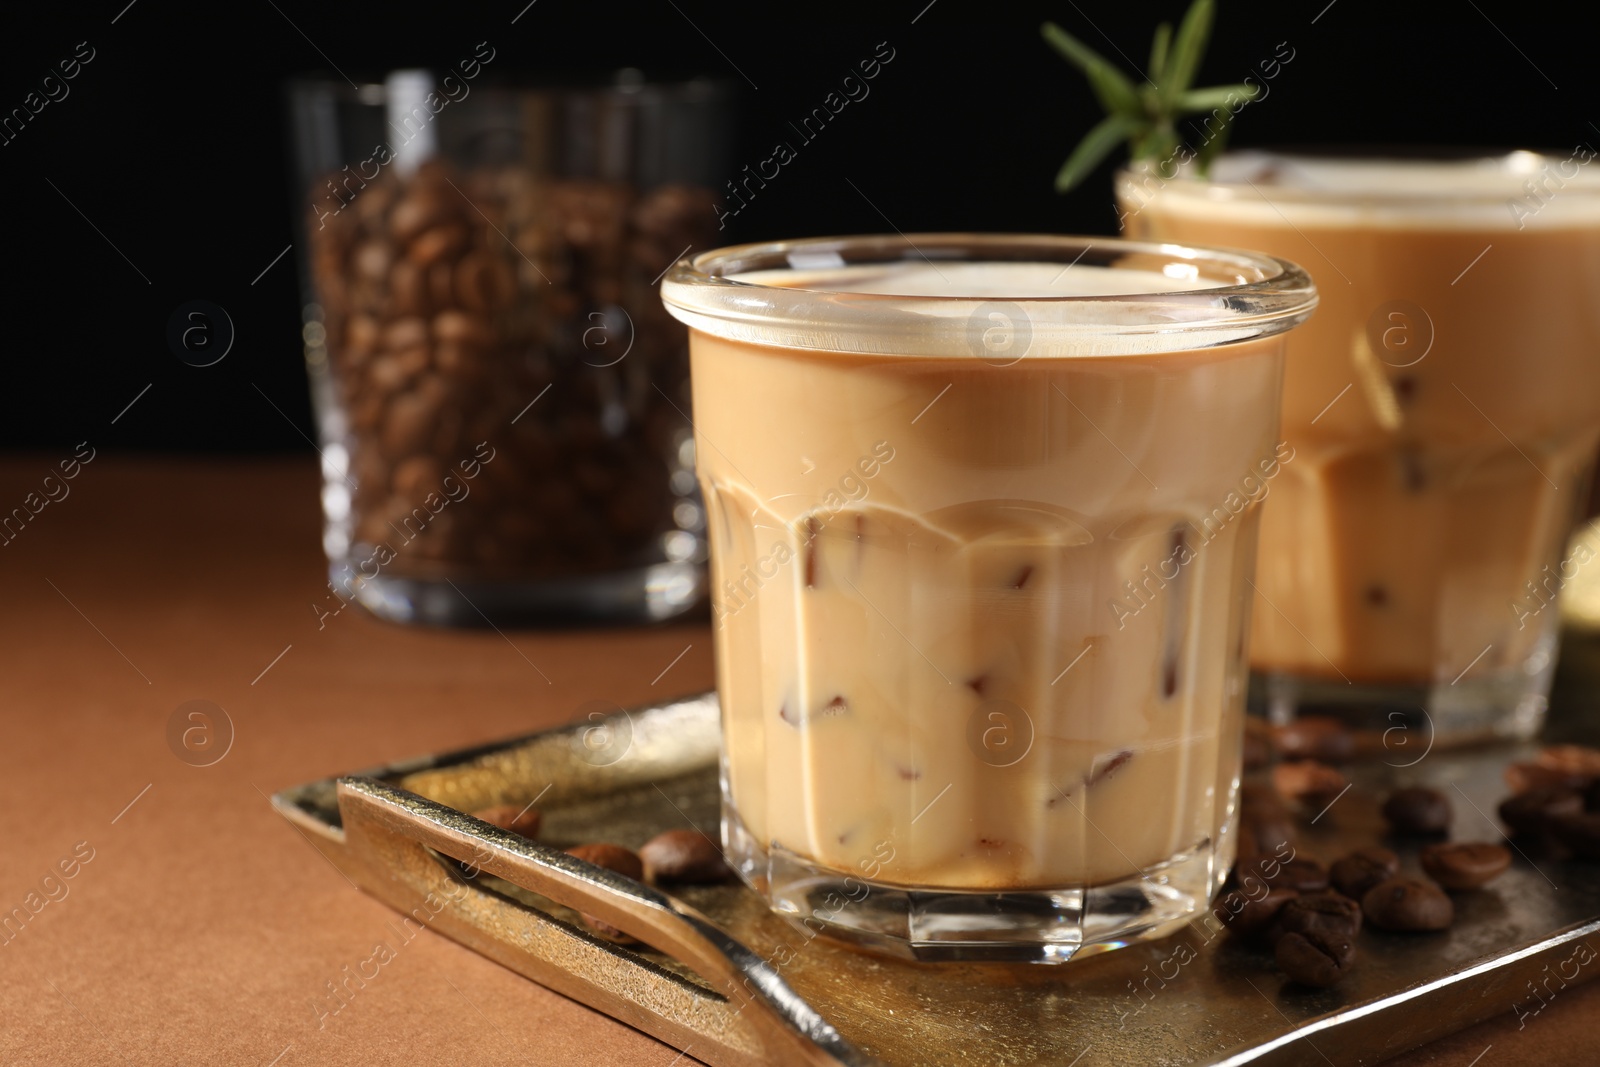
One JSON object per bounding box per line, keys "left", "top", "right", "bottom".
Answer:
{"left": 293, "top": 76, "right": 730, "bottom": 623}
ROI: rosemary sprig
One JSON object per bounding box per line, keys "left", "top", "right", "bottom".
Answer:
{"left": 1042, "top": 0, "right": 1257, "bottom": 192}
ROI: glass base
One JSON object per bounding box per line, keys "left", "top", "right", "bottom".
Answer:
{"left": 1252, "top": 634, "right": 1557, "bottom": 751}
{"left": 333, "top": 560, "right": 706, "bottom": 626}
{"left": 724, "top": 806, "right": 1225, "bottom": 964}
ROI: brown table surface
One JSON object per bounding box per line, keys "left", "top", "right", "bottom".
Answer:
{"left": 1, "top": 456, "right": 1593, "bottom": 1066}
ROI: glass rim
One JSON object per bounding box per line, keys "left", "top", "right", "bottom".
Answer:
{"left": 287, "top": 71, "right": 730, "bottom": 107}
{"left": 1117, "top": 148, "right": 1600, "bottom": 209}
{"left": 661, "top": 233, "right": 1317, "bottom": 357}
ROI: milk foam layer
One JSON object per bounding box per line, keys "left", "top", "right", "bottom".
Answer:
{"left": 733, "top": 261, "right": 1226, "bottom": 298}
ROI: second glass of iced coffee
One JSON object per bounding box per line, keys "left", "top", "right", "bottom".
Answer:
{"left": 662, "top": 234, "right": 1316, "bottom": 960}
{"left": 1121, "top": 151, "right": 1600, "bottom": 746}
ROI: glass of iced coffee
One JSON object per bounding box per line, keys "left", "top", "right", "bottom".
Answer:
{"left": 1120, "top": 152, "right": 1600, "bottom": 746}
{"left": 662, "top": 235, "right": 1316, "bottom": 960}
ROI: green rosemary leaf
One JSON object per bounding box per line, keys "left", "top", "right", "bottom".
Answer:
{"left": 1132, "top": 123, "right": 1180, "bottom": 170}
{"left": 1042, "top": 23, "right": 1142, "bottom": 117}
{"left": 1161, "top": 0, "right": 1216, "bottom": 104}
{"left": 1055, "top": 113, "right": 1139, "bottom": 193}
{"left": 1148, "top": 22, "right": 1172, "bottom": 85}
{"left": 1177, "top": 83, "right": 1258, "bottom": 114}
{"left": 1194, "top": 109, "right": 1234, "bottom": 176}
{"left": 1044, "top": 0, "right": 1251, "bottom": 194}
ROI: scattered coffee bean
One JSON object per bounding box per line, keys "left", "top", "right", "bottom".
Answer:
{"left": 561, "top": 843, "right": 647, "bottom": 944}
{"left": 1505, "top": 761, "right": 1592, "bottom": 795}
{"left": 1236, "top": 782, "right": 1311, "bottom": 861}
{"left": 1420, "top": 842, "right": 1511, "bottom": 891}
{"left": 1382, "top": 787, "right": 1452, "bottom": 835}
{"left": 1238, "top": 807, "right": 1295, "bottom": 859}
{"left": 1243, "top": 719, "right": 1272, "bottom": 770}
{"left": 639, "top": 829, "right": 732, "bottom": 884}
{"left": 1272, "top": 760, "right": 1348, "bottom": 808}
{"left": 578, "top": 913, "right": 638, "bottom": 944}
{"left": 1218, "top": 886, "right": 1299, "bottom": 938}
{"left": 1240, "top": 781, "right": 1286, "bottom": 813}
{"left": 566, "top": 843, "right": 645, "bottom": 882}
{"left": 1276, "top": 928, "right": 1357, "bottom": 988}
{"left": 471, "top": 804, "right": 541, "bottom": 839}
{"left": 1239, "top": 856, "right": 1329, "bottom": 893}
{"left": 1537, "top": 744, "right": 1600, "bottom": 778}
{"left": 1329, "top": 847, "right": 1399, "bottom": 899}
{"left": 1498, "top": 786, "right": 1584, "bottom": 835}
{"left": 1277, "top": 890, "right": 1363, "bottom": 942}
{"left": 1271, "top": 716, "right": 1356, "bottom": 763}
{"left": 1362, "top": 877, "right": 1454, "bottom": 932}
{"left": 1551, "top": 813, "right": 1600, "bottom": 859}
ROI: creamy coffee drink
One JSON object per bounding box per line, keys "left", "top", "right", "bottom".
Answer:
{"left": 1121, "top": 153, "right": 1600, "bottom": 739}
{"left": 663, "top": 237, "right": 1316, "bottom": 958}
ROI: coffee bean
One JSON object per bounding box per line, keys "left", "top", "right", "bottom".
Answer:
{"left": 1382, "top": 787, "right": 1452, "bottom": 835}
{"left": 433, "top": 341, "right": 491, "bottom": 387}
{"left": 1329, "top": 847, "right": 1399, "bottom": 899}
{"left": 1538, "top": 744, "right": 1600, "bottom": 778}
{"left": 1276, "top": 929, "right": 1356, "bottom": 988}
{"left": 432, "top": 309, "right": 495, "bottom": 350}
{"left": 1362, "top": 877, "right": 1453, "bottom": 932}
{"left": 1551, "top": 812, "right": 1600, "bottom": 859}
{"left": 1217, "top": 886, "right": 1298, "bottom": 938}
{"left": 389, "top": 191, "right": 456, "bottom": 244}
{"left": 367, "top": 346, "right": 430, "bottom": 394}
{"left": 1505, "top": 761, "right": 1593, "bottom": 795}
{"left": 578, "top": 913, "right": 640, "bottom": 944}
{"left": 1240, "top": 781, "right": 1286, "bottom": 813}
{"left": 1243, "top": 720, "right": 1271, "bottom": 770}
{"left": 354, "top": 239, "right": 393, "bottom": 282}
{"left": 428, "top": 258, "right": 458, "bottom": 310}
{"left": 1421, "top": 842, "right": 1511, "bottom": 890}
{"left": 345, "top": 314, "right": 381, "bottom": 356}
{"left": 408, "top": 224, "right": 468, "bottom": 266}
{"left": 392, "top": 455, "right": 446, "bottom": 500}
{"left": 1277, "top": 890, "right": 1363, "bottom": 942}
{"left": 639, "top": 829, "right": 732, "bottom": 884}
{"left": 565, "top": 843, "right": 645, "bottom": 882}
{"left": 471, "top": 804, "right": 541, "bottom": 838}
{"left": 1272, "top": 760, "right": 1347, "bottom": 808}
{"left": 383, "top": 385, "right": 443, "bottom": 458}
{"left": 1238, "top": 855, "right": 1328, "bottom": 893}
{"left": 1272, "top": 716, "right": 1356, "bottom": 763}
{"left": 455, "top": 250, "right": 516, "bottom": 313}
{"left": 1498, "top": 786, "right": 1584, "bottom": 835}
{"left": 382, "top": 316, "right": 430, "bottom": 351}
{"left": 561, "top": 844, "right": 644, "bottom": 942}
{"left": 1239, "top": 808, "right": 1295, "bottom": 859}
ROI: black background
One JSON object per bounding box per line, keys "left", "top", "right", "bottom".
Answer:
{"left": 2, "top": 0, "right": 1593, "bottom": 453}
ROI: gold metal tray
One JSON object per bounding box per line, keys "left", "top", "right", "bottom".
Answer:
{"left": 274, "top": 687, "right": 1600, "bottom": 1066}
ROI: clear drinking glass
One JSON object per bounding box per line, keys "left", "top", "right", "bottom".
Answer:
{"left": 661, "top": 234, "right": 1317, "bottom": 961}
{"left": 288, "top": 73, "right": 730, "bottom": 624}
{"left": 1120, "top": 151, "right": 1600, "bottom": 746}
